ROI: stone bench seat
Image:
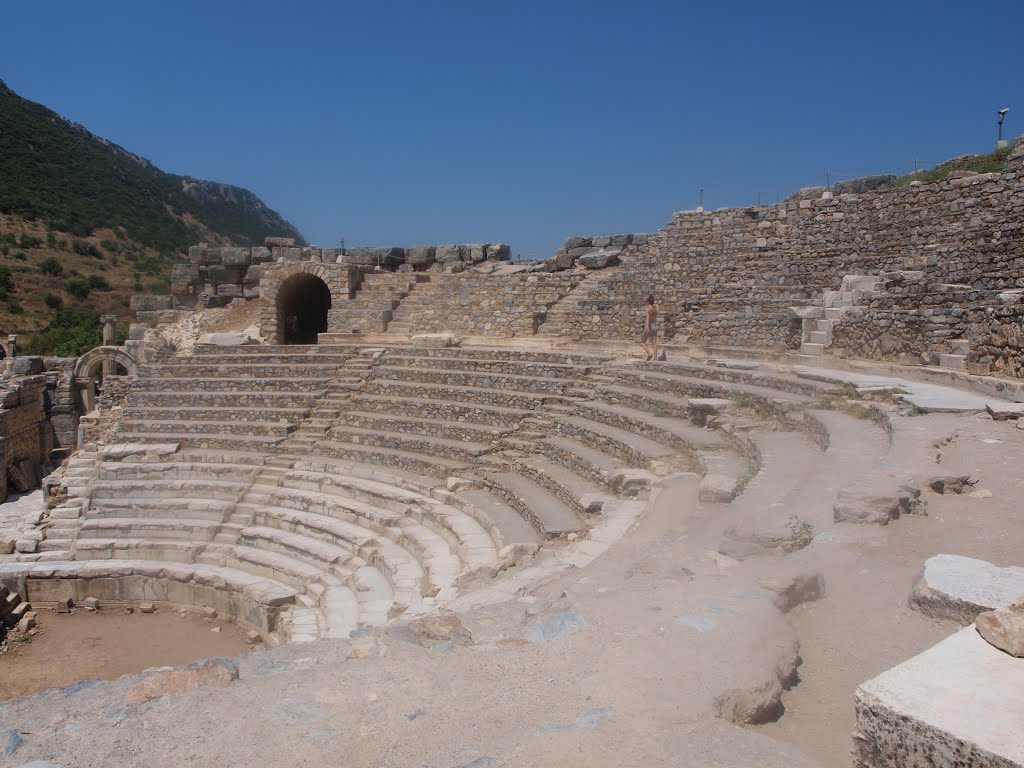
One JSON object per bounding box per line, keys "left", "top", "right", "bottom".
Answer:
{"left": 455, "top": 487, "right": 543, "bottom": 547}
{"left": 119, "top": 419, "right": 297, "bottom": 438}
{"left": 346, "top": 394, "right": 530, "bottom": 428}
{"left": 252, "top": 506, "right": 425, "bottom": 606}
{"left": 376, "top": 364, "right": 582, "bottom": 395}
{"left": 326, "top": 424, "right": 496, "bottom": 462}
{"left": 544, "top": 412, "right": 675, "bottom": 468}
{"left": 122, "top": 405, "right": 312, "bottom": 423}
{"left": 312, "top": 438, "right": 471, "bottom": 478}
{"left": 90, "top": 477, "right": 250, "bottom": 501}
{"left": 389, "top": 347, "right": 607, "bottom": 366}
{"left": 510, "top": 454, "right": 610, "bottom": 518}
{"left": 173, "top": 448, "right": 277, "bottom": 467}
{"left": 129, "top": 390, "right": 325, "bottom": 407}
{"left": 611, "top": 368, "right": 815, "bottom": 407}
{"left": 197, "top": 541, "right": 344, "bottom": 601}
{"left": 539, "top": 435, "right": 624, "bottom": 490}
{"left": 79, "top": 517, "right": 224, "bottom": 542}
{"left": 363, "top": 379, "right": 555, "bottom": 411}
{"left": 89, "top": 497, "right": 236, "bottom": 522}
{"left": 131, "top": 376, "right": 341, "bottom": 393}
{"left": 260, "top": 487, "right": 462, "bottom": 590}
{"left": 115, "top": 431, "right": 288, "bottom": 451}
{"left": 482, "top": 472, "right": 584, "bottom": 538}
{"left": 97, "top": 461, "right": 263, "bottom": 483}
{"left": 239, "top": 525, "right": 360, "bottom": 577}
{"left": 638, "top": 359, "right": 844, "bottom": 399}
{"left": 381, "top": 353, "right": 589, "bottom": 378}
{"left": 0, "top": 559, "right": 296, "bottom": 634}
{"left": 144, "top": 362, "right": 346, "bottom": 378}
{"left": 597, "top": 383, "right": 696, "bottom": 420}
{"left": 184, "top": 352, "right": 354, "bottom": 366}
{"left": 338, "top": 411, "right": 512, "bottom": 444}
{"left": 570, "top": 399, "right": 725, "bottom": 456}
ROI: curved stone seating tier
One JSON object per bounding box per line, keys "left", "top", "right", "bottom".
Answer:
{"left": 40, "top": 343, "right": 852, "bottom": 644}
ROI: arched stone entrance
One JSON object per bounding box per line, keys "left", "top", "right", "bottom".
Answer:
{"left": 276, "top": 273, "right": 332, "bottom": 344}
{"left": 259, "top": 262, "right": 349, "bottom": 344}
{"left": 74, "top": 346, "right": 138, "bottom": 412}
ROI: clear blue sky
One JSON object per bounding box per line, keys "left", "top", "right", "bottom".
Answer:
{"left": 2, "top": 1, "right": 1020, "bottom": 258}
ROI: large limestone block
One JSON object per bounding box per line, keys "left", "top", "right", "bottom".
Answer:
{"left": 976, "top": 600, "right": 1024, "bottom": 657}
{"left": 577, "top": 247, "right": 622, "bottom": 270}
{"left": 200, "top": 332, "right": 254, "bottom": 346}
{"left": 412, "top": 333, "right": 462, "bottom": 348}
{"left": 343, "top": 247, "right": 405, "bottom": 267}
{"left": 130, "top": 295, "right": 173, "bottom": 311}
{"left": 435, "top": 244, "right": 464, "bottom": 263}
{"left": 220, "top": 247, "right": 252, "bottom": 266}
{"left": 908, "top": 554, "right": 1024, "bottom": 624}
{"left": 485, "top": 243, "right": 510, "bottom": 261}
{"left": 853, "top": 626, "right": 1024, "bottom": 768}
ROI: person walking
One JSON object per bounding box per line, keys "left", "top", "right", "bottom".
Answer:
{"left": 640, "top": 295, "right": 658, "bottom": 360}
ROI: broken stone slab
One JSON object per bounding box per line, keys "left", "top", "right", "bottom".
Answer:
{"left": 577, "top": 247, "right": 622, "bottom": 270}
{"left": 759, "top": 570, "right": 826, "bottom": 613}
{"left": 834, "top": 478, "right": 921, "bottom": 525}
{"left": 199, "top": 332, "right": 254, "bottom": 347}
{"left": 688, "top": 398, "right": 733, "bottom": 425}
{"left": 698, "top": 474, "right": 738, "bottom": 503}
{"left": 408, "top": 611, "right": 473, "bottom": 647}
{"left": 976, "top": 599, "right": 1024, "bottom": 658}
{"left": 129, "top": 295, "right": 173, "bottom": 312}
{"left": 713, "top": 678, "right": 784, "bottom": 725}
{"left": 412, "top": 333, "right": 462, "bottom": 348}
{"left": 926, "top": 474, "right": 976, "bottom": 495}
{"left": 908, "top": 554, "right": 1024, "bottom": 624}
{"left": 124, "top": 658, "right": 239, "bottom": 704}
{"left": 404, "top": 245, "right": 436, "bottom": 265}
{"left": 83, "top": 597, "right": 100, "bottom": 611}
{"left": 984, "top": 401, "right": 1024, "bottom": 420}
{"left": 100, "top": 443, "right": 181, "bottom": 460}
{"left": 718, "top": 525, "right": 802, "bottom": 559}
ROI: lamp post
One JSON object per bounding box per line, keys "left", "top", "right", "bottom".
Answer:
{"left": 997, "top": 108, "right": 1009, "bottom": 149}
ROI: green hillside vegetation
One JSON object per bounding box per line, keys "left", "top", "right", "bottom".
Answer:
{"left": 0, "top": 79, "right": 307, "bottom": 356}
{"left": 0, "top": 80, "right": 304, "bottom": 254}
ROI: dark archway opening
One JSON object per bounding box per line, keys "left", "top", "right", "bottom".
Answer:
{"left": 278, "top": 273, "right": 332, "bottom": 344}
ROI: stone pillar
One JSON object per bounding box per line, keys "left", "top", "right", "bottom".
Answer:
{"left": 100, "top": 316, "right": 118, "bottom": 378}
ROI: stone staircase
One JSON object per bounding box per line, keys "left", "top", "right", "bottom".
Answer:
{"left": 326, "top": 273, "right": 426, "bottom": 335}
{"left": 799, "top": 275, "right": 881, "bottom": 356}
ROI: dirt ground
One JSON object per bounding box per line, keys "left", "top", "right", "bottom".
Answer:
{"left": 0, "top": 607, "right": 249, "bottom": 701}
{"left": 757, "top": 413, "right": 1024, "bottom": 766}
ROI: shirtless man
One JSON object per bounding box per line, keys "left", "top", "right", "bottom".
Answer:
{"left": 640, "top": 295, "right": 658, "bottom": 360}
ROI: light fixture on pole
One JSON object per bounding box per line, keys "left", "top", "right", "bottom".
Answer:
{"left": 997, "top": 108, "right": 1009, "bottom": 149}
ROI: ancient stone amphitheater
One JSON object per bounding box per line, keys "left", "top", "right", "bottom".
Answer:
{"left": 1, "top": 147, "right": 1023, "bottom": 767}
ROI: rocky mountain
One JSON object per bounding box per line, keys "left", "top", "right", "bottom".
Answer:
{"left": 0, "top": 78, "right": 304, "bottom": 252}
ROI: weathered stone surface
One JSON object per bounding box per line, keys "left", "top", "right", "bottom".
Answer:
{"left": 264, "top": 237, "right": 295, "bottom": 247}
{"left": 435, "top": 244, "right": 464, "bottom": 263}
{"left": 6, "top": 357, "right": 43, "bottom": 376}
{"left": 908, "top": 554, "right": 1024, "bottom": 624}
{"left": 408, "top": 611, "right": 472, "bottom": 647}
{"left": 698, "top": 474, "right": 737, "bottom": 503}
{"left": 577, "top": 247, "right": 622, "bottom": 270}
{"left": 759, "top": 571, "right": 826, "bottom": 613}
{"left": 926, "top": 474, "right": 975, "bottom": 494}
{"left": 985, "top": 401, "right": 1024, "bottom": 420}
{"left": 719, "top": 525, "right": 801, "bottom": 559}
{"left": 834, "top": 478, "right": 921, "bottom": 525}
{"left": 976, "top": 604, "right": 1024, "bottom": 657}
{"left": 713, "top": 678, "right": 784, "bottom": 725}
{"left": 250, "top": 246, "right": 273, "bottom": 264}
{"left": 124, "top": 658, "right": 238, "bottom": 704}
{"left": 405, "top": 245, "right": 436, "bottom": 265}
{"left": 545, "top": 250, "right": 575, "bottom": 272}
{"left": 485, "top": 243, "right": 510, "bottom": 261}
{"left": 564, "top": 236, "right": 592, "bottom": 249}
{"left": 853, "top": 626, "right": 1024, "bottom": 768}
{"left": 525, "top": 610, "right": 587, "bottom": 643}
{"left": 466, "top": 244, "right": 488, "bottom": 264}
{"left": 200, "top": 332, "right": 253, "bottom": 346}
{"left": 220, "top": 247, "right": 252, "bottom": 266}
{"left": 2, "top": 729, "right": 23, "bottom": 758}
{"left": 412, "top": 333, "right": 461, "bottom": 348}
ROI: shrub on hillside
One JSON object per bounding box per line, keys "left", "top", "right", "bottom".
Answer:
{"left": 23, "top": 307, "right": 124, "bottom": 357}
{"left": 44, "top": 292, "right": 63, "bottom": 309}
{"left": 0, "top": 266, "right": 14, "bottom": 299}
{"left": 39, "top": 256, "right": 64, "bottom": 276}
{"left": 65, "top": 276, "right": 91, "bottom": 299}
